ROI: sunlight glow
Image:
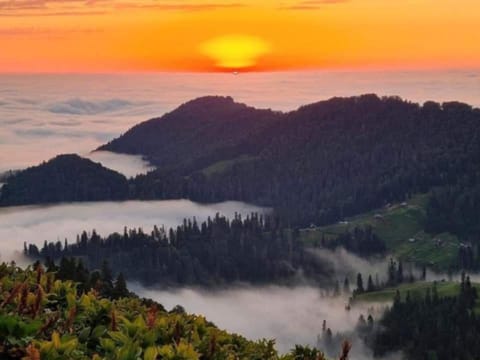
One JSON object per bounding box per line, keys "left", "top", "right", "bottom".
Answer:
{"left": 200, "top": 35, "right": 271, "bottom": 70}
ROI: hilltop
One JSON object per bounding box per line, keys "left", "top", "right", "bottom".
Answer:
{"left": 98, "top": 96, "right": 281, "bottom": 173}
{"left": 128, "top": 95, "right": 480, "bottom": 230}
{"left": 0, "top": 154, "right": 129, "bottom": 206}
{"left": 2, "top": 95, "right": 480, "bottom": 260}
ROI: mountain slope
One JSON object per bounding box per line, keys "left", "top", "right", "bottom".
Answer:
{"left": 2, "top": 95, "right": 480, "bottom": 236}
{"left": 130, "top": 95, "right": 480, "bottom": 228}
{"left": 0, "top": 154, "right": 129, "bottom": 206}
{"left": 98, "top": 96, "right": 281, "bottom": 173}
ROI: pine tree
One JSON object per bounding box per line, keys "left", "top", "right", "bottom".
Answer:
{"left": 113, "top": 273, "right": 129, "bottom": 299}
{"left": 396, "top": 260, "right": 404, "bottom": 284}
{"left": 343, "top": 277, "right": 350, "bottom": 294}
{"left": 421, "top": 265, "right": 427, "bottom": 280}
{"left": 100, "top": 260, "right": 114, "bottom": 297}
{"left": 388, "top": 258, "right": 396, "bottom": 285}
{"left": 356, "top": 273, "right": 364, "bottom": 293}
{"left": 367, "top": 275, "right": 374, "bottom": 292}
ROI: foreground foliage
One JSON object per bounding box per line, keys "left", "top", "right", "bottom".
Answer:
{"left": 0, "top": 263, "right": 341, "bottom": 360}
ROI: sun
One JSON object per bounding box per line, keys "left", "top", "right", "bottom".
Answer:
{"left": 200, "top": 35, "right": 271, "bottom": 71}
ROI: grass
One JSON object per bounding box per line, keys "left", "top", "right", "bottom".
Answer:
{"left": 300, "top": 194, "right": 460, "bottom": 271}
{"left": 201, "top": 155, "right": 258, "bottom": 177}
{"left": 354, "top": 280, "right": 480, "bottom": 312}
{"left": 355, "top": 281, "right": 461, "bottom": 302}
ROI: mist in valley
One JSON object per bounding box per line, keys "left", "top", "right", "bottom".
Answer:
{"left": 0, "top": 193, "right": 410, "bottom": 358}
{"left": 0, "top": 193, "right": 472, "bottom": 359}
{"left": 130, "top": 246, "right": 469, "bottom": 359}
{"left": 131, "top": 283, "right": 402, "bottom": 359}
{"left": 0, "top": 199, "right": 268, "bottom": 266}
{"left": 85, "top": 151, "right": 156, "bottom": 178}
{"left": 0, "top": 195, "right": 467, "bottom": 359}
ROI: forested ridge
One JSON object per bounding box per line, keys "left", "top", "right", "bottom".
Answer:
{"left": 98, "top": 96, "right": 281, "bottom": 173}
{"left": 24, "top": 213, "right": 330, "bottom": 286}
{"left": 2, "top": 94, "right": 480, "bottom": 240}
{"left": 1, "top": 95, "right": 479, "bottom": 359}
{"left": 131, "top": 95, "right": 480, "bottom": 229}
{"left": 0, "top": 154, "right": 129, "bottom": 206}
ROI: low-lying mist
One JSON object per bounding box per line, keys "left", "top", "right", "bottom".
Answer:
{"left": 130, "top": 283, "right": 394, "bottom": 358}
{"left": 0, "top": 199, "right": 268, "bottom": 266}
{"left": 311, "top": 248, "right": 393, "bottom": 283}
{"left": 0, "top": 196, "right": 466, "bottom": 359}
{"left": 85, "top": 150, "right": 155, "bottom": 178}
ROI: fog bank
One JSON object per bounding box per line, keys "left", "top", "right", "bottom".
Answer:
{"left": 85, "top": 150, "right": 155, "bottom": 177}
{"left": 131, "top": 283, "right": 390, "bottom": 357}
{"left": 1, "top": 71, "right": 479, "bottom": 172}
{"left": 0, "top": 200, "right": 268, "bottom": 266}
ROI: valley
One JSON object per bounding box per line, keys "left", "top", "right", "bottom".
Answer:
{"left": 0, "top": 93, "right": 479, "bottom": 359}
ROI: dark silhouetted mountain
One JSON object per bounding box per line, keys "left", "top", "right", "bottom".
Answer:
{"left": 2, "top": 95, "right": 480, "bottom": 235}
{"left": 0, "top": 154, "right": 129, "bottom": 206}
{"left": 98, "top": 96, "right": 281, "bottom": 173}
{"left": 129, "top": 95, "right": 480, "bottom": 228}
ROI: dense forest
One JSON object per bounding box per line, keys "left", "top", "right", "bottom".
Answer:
{"left": 129, "top": 95, "right": 480, "bottom": 229}
{"left": 321, "top": 226, "right": 387, "bottom": 257}
{"left": 0, "top": 154, "right": 129, "bottom": 206}
{"left": 25, "top": 213, "right": 330, "bottom": 286}
{"left": 2, "top": 96, "right": 479, "bottom": 237}
{"left": 373, "top": 275, "right": 480, "bottom": 360}
{"left": 2, "top": 93, "right": 480, "bottom": 358}
{"left": 426, "top": 184, "right": 480, "bottom": 241}
{"left": 0, "top": 262, "right": 347, "bottom": 359}
{"left": 98, "top": 96, "right": 281, "bottom": 173}
{"left": 425, "top": 183, "right": 480, "bottom": 270}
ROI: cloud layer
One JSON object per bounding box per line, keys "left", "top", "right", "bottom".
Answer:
{"left": 0, "top": 199, "right": 267, "bottom": 266}
{"left": 1, "top": 71, "right": 478, "bottom": 175}
{"left": 0, "top": 0, "right": 245, "bottom": 16}
{"left": 131, "top": 283, "right": 390, "bottom": 356}
{"left": 85, "top": 151, "right": 155, "bottom": 178}
{"left": 47, "top": 98, "right": 136, "bottom": 115}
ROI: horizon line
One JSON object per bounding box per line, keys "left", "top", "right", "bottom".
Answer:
{"left": 1, "top": 66, "right": 479, "bottom": 76}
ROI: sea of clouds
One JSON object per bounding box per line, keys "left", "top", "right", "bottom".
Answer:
{"left": 0, "top": 70, "right": 478, "bottom": 359}
{"left": 0, "top": 71, "right": 479, "bottom": 175}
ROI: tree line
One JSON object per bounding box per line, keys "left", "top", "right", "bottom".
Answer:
{"left": 3, "top": 95, "right": 480, "bottom": 239}
{"left": 25, "top": 213, "right": 330, "bottom": 286}
{"left": 373, "top": 274, "right": 479, "bottom": 360}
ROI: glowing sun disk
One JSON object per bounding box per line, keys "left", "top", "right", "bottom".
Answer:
{"left": 200, "top": 35, "right": 271, "bottom": 70}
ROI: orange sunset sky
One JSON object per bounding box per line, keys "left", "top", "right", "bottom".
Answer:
{"left": 0, "top": 0, "right": 479, "bottom": 73}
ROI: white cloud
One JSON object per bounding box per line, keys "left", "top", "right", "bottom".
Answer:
{"left": 131, "top": 283, "right": 390, "bottom": 356}
{"left": 85, "top": 151, "right": 155, "bottom": 177}
{"left": 0, "top": 199, "right": 268, "bottom": 266}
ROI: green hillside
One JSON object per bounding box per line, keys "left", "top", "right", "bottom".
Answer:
{"left": 201, "top": 155, "right": 258, "bottom": 177}
{"left": 300, "top": 194, "right": 461, "bottom": 270}
{"left": 354, "top": 280, "right": 480, "bottom": 312}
